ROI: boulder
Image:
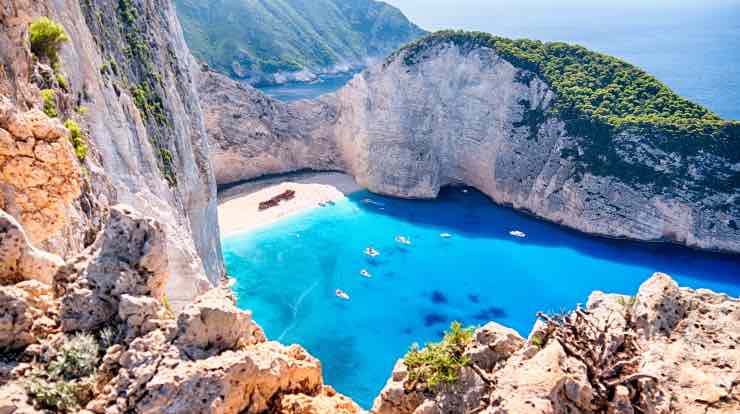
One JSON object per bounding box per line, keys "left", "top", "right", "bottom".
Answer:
{"left": 58, "top": 205, "right": 169, "bottom": 332}
{"left": 175, "top": 286, "right": 265, "bottom": 358}
{"left": 0, "top": 281, "right": 55, "bottom": 351}
{"left": 0, "top": 209, "right": 64, "bottom": 285}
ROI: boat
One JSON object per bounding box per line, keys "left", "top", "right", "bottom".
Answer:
{"left": 364, "top": 247, "right": 380, "bottom": 257}
{"left": 360, "top": 269, "right": 372, "bottom": 278}
{"left": 440, "top": 233, "right": 453, "bottom": 239}
{"left": 509, "top": 230, "right": 527, "bottom": 238}
{"left": 395, "top": 235, "right": 412, "bottom": 245}
{"left": 335, "top": 289, "right": 350, "bottom": 300}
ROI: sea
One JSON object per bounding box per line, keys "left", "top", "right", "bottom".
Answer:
{"left": 235, "top": 2, "right": 740, "bottom": 407}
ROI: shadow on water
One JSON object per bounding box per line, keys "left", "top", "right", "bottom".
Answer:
{"left": 346, "top": 188, "right": 740, "bottom": 287}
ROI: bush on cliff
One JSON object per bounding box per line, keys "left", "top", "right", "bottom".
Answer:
{"left": 26, "top": 333, "right": 100, "bottom": 412}
{"left": 40, "top": 89, "right": 57, "bottom": 118}
{"left": 404, "top": 321, "right": 474, "bottom": 389}
{"left": 29, "top": 17, "right": 69, "bottom": 66}
{"left": 64, "top": 119, "right": 88, "bottom": 161}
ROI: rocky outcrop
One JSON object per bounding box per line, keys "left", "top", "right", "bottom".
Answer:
{"left": 0, "top": 0, "right": 223, "bottom": 308}
{"left": 0, "top": 209, "right": 64, "bottom": 285}
{"left": 1, "top": 204, "right": 358, "bottom": 414}
{"left": 202, "top": 36, "right": 740, "bottom": 255}
{"left": 0, "top": 98, "right": 81, "bottom": 243}
{"left": 56, "top": 205, "right": 169, "bottom": 332}
{"left": 371, "top": 272, "right": 740, "bottom": 414}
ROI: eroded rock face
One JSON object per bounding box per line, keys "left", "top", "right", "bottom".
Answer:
{"left": 202, "top": 40, "right": 740, "bottom": 254}
{"left": 0, "top": 97, "right": 82, "bottom": 244}
{"left": 0, "top": 280, "right": 56, "bottom": 351}
{"left": 0, "top": 209, "right": 64, "bottom": 285}
{"left": 57, "top": 205, "right": 169, "bottom": 332}
{"left": 371, "top": 272, "right": 740, "bottom": 414}
{"left": 1, "top": 0, "right": 223, "bottom": 308}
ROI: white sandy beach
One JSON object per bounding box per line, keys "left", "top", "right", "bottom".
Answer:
{"left": 217, "top": 172, "right": 363, "bottom": 237}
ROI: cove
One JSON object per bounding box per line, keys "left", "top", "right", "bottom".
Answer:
{"left": 222, "top": 187, "right": 740, "bottom": 408}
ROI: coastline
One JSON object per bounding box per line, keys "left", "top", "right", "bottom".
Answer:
{"left": 217, "top": 171, "right": 363, "bottom": 238}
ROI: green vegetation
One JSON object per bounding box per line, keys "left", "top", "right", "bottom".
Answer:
{"left": 395, "top": 31, "right": 740, "bottom": 193}
{"left": 131, "top": 83, "right": 166, "bottom": 125}
{"left": 26, "top": 334, "right": 100, "bottom": 412}
{"left": 404, "top": 321, "right": 474, "bottom": 389}
{"left": 174, "top": 0, "right": 426, "bottom": 81}
{"left": 40, "top": 89, "right": 58, "bottom": 118}
{"left": 29, "top": 17, "right": 69, "bottom": 66}
{"left": 55, "top": 72, "right": 69, "bottom": 91}
{"left": 64, "top": 119, "right": 88, "bottom": 161}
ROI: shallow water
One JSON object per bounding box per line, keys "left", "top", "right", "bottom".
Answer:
{"left": 223, "top": 188, "right": 740, "bottom": 408}
{"left": 256, "top": 72, "right": 357, "bottom": 102}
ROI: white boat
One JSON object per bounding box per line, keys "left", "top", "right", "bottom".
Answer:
{"left": 364, "top": 247, "right": 380, "bottom": 257}
{"left": 509, "top": 230, "right": 527, "bottom": 238}
{"left": 360, "top": 269, "right": 372, "bottom": 278}
{"left": 335, "top": 289, "right": 350, "bottom": 300}
{"left": 395, "top": 235, "right": 412, "bottom": 245}
{"left": 440, "top": 233, "right": 453, "bottom": 239}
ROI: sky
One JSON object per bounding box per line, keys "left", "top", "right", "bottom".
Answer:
{"left": 385, "top": 0, "right": 739, "bottom": 34}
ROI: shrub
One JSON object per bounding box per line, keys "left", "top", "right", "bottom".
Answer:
{"left": 26, "top": 371, "right": 80, "bottom": 412}
{"left": 26, "top": 334, "right": 100, "bottom": 412}
{"left": 49, "top": 333, "right": 99, "bottom": 380}
{"left": 29, "top": 17, "right": 69, "bottom": 66}
{"left": 404, "top": 321, "right": 474, "bottom": 389}
{"left": 55, "top": 72, "right": 69, "bottom": 90}
{"left": 64, "top": 119, "right": 88, "bottom": 161}
{"left": 40, "top": 89, "right": 57, "bottom": 118}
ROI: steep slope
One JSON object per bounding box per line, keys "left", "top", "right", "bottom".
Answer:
{"left": 175, "top": 0, "right": 426, "bottom": 84}
{"left": 201, "top": 31, "right": 740, "bottom": 254}
{"left": 0, "top": 0, "right": 223, "bottom": 308}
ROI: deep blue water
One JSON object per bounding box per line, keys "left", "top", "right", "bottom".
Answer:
{"left": 257, "top": 72, "right": 357, "bottom": 102}
{"left": 259, "top": 2, "right": 740, "bottom": 119}
{"left": 223, "top": 188, "right": 740, "bottom": 408}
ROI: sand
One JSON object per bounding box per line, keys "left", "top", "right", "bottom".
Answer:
{"left": 217, "top": 172, "right": 363, "bottom": 237}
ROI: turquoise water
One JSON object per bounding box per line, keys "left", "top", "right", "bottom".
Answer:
{"left": 223, "top": 188, "right": 740, "bottom": 408}
{"left": 257, "top": 72, "right": 357, "bottom": 102}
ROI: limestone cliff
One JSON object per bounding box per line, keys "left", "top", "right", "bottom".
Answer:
{"left": 202, "top": 32, "right": 740, "bottom": 254}
{"left": 0, "top": 0, "right": 223, "bottom": 307}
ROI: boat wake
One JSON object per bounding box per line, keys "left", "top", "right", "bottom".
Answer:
{"left": 278, "top": 278, "right": 321, "bottom": 341}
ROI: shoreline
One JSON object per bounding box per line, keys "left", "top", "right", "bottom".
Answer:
{"left": 217, "top": 172, "right": 363, "bottom": 238}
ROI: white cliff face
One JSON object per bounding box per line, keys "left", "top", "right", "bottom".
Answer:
{"left": 1, "top": 0, "right": 223, "bottom": 308}
{"left": 202, "top": 41, "right": 740, "bottom": 254}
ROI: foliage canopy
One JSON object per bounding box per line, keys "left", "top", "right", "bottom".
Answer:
{"left": 29, "top": 17, "right": 69, "bottom": 66}
{"left": 404, "top": 321, "right": 474, "bottom": 389}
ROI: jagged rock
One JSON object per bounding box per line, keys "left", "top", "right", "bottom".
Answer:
{"left": 58, "top": 205, "right": 169, "bottom": 332}
{"left": 0, "top": 209, "right": 64, "bottom": 285}
{"left": 373, "top": 273, "right": 740, "bottom": 414}
{"left": 135, "top": 342, "right": 323, "bottom": 414}
{"left": 1, "top": 0, "right": 223, "bottom": 309}
{"left": 175, "top": 286, "right": 265, "bottom": 359}
{"left": 0, "top": 97, "right": 81, "bottom": 244}
{"left": 279, "top": 386, "right": 364, "bottom": 414}
{"left": 0, "top": 280, "right": 56, "bottom": 351}
{"left": 633, "top": 272, "right": 689, "bottom": 338}
{"left": 465, "top": 321, "right": 525, "bottom": 372}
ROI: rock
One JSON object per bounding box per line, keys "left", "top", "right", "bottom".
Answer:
{"left": 135, "top": 342, "right": 323, "bottom": 414}
{"left": 633, "top": 272, "right": 689, "bottom": 338}
{"left": 0, "top": 281, "right": 55, "bottom": 351}
{"left": 279, "top": 386, "right": 364, "bottom": 414}
{"left": 175, "top": 286, "right": 265, "bottom": 358}
{"left": 465, "top": 321, "right": 525, "bottom": 371}
{"left": 0, "top": 97, "right": 81, "bottom": 244}
{"left": 0, "top": 209, "right": 64, "bottom": 285}
{"left": 58, "top": 205, "right": 169, "bottom": 332}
